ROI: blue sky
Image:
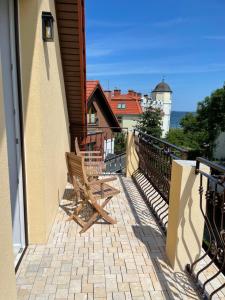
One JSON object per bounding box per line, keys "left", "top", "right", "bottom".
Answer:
{"left": 85, "top": 0, "right": 225, "bottom": 111}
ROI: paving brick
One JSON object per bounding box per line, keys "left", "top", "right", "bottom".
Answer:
{"left": 16, "top": 177, "right": 208, "bottom": 300}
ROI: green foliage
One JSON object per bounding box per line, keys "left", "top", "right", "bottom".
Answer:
{"left": 166, "top": 85, "right": 225, "bottom": 159}
{"left": 137, "top": 106, "right": 162, "bottom": 138}
{"left": 166, "top": 128, "right": 186, "bottom": 147}
{"left": 114, "top": 132, "right": 127, "bottom": 154}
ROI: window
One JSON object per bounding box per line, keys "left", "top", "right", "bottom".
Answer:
{"left": 117, "top": 116, "right": 122, "bottom": 124}
{"left": 117, "top": 103, "right": 126, "bottom": 109}
{"left": 87, "top": 106, "right": 97, "bottom": 125}
{"left": 86, "top": 142, "right": 96, "bottom": 151}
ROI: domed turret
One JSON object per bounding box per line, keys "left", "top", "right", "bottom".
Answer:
{"left": 152, "top": 81, "right": 172, "bottom": 93}
{"left": 151, "top": 80, "right": 172, "bottom": 138}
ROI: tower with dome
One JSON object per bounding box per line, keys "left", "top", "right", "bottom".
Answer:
{"left": 140, "top": 80, "right": 172, "bottom": 138}
{"left": 151, "top": 80, "right": 172, "bottom": 138}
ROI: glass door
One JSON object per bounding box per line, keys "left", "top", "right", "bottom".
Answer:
{"left": 0, "top": 0, "right": 26, "bottom": 266}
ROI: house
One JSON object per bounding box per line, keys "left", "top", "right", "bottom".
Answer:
{"left": 0, "top": 0, "right": 86, "bottom": 298}
{"left": 105, "top": 89, "right": 143, "bottom": 130}
{"left": 85, "top": 80, "right": 120, "bottom": 157}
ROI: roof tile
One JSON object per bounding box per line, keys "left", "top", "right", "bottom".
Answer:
{"left": 107, "top": 92, "right": 143, "bottom": 115}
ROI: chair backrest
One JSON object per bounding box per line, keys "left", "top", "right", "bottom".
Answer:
{"left": 74, "top": 137, "right": 81, "bottom": 156}
{"left": 65, "top": 152, "right": 87, "bottom": 185}
{"left": 66, "top": 152, "right": 94, "bottom": 201}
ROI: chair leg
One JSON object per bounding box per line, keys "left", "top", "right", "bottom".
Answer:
{"left": 71, "top": 215, "right": 86, "bottom": 227}
{"left": 92, "top": 201, "right": 116, "bottom": 225}
{"left": 80, "top": 197, "right": 116, "bottom": 234}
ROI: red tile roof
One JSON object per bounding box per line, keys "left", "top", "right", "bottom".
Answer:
{"left": 86, "top": 80, "right": 99, "bottom": 100}
{"left": 107, "top": 91, "right": 143, "bottom": 115}
{"left": 86, "top": 80, "right": 120, "bottom": 128}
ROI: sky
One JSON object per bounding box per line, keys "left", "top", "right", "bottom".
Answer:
{"left": 85, "top": 0, "right": 225, "bottom": 111}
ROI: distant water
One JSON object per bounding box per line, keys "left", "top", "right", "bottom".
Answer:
{"left": 170, "top": 111, "right": 190, "bottom": 128}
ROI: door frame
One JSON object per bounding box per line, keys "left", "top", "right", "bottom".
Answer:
{"left": 13, "top": 0, "right": 28, "bottom": 272}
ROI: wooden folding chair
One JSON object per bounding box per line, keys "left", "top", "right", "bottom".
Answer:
{"left": 75, "top": 137, "right": 106, "bottom": 176}
{"left": 65, "top": 153, "right": 120, "bottom": 233}
{"left": 66, "top": 152, "right": 101, "bottom": 180}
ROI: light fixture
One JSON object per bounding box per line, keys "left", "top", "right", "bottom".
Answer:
{"left": 42, "top": 12, "right": 54, "bottom": 42}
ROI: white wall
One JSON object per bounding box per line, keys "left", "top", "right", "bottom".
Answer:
{"left": 104, "top": 138, "right": 115, "bottom": 158}
{"left": 152, "top": 91, "right": 172, "bottom": 138}
{"left": 121, "top": 115, "right": 141, "bottom": 131}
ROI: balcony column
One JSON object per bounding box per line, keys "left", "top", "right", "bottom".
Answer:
{"left": 166, "top": 160, "right": 209, "bottom": 271}
{"left": 126, "top": 131, "right": 139, "bottom": 177}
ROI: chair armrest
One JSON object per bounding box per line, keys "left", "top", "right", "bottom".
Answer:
{"left": 89, "top": 177, "right": 117, "bottom": 186}
{"left": 80, "top": 151, "right": 101, "bottom": 156}
{"left": 84, "top": 156, "right": 103, "bottom": 160}
{"left": 85, "top": 162, "right": 105, "bottom": 167}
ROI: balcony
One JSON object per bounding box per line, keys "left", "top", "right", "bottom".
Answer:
{"left": 16, "top": 130, "right": 225, "bottom": 300}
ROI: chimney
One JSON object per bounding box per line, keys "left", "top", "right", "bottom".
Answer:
{"left": 128, "top": 90, "right": 134, "bottom": 96}
{"left": 104, "top": 90, "right": 112, "bottom": 101}
{"left": 114, "top": 89, "right": 121, "bottom": 96}
{"left": 128, "top": 90, "right": 137, "bottom": 96}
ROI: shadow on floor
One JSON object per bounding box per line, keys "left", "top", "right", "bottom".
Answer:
{"left": 119, "top": 175, "right": 199, "bottom": 300}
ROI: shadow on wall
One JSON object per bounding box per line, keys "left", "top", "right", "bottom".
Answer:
{"left": 119, "top": 176, "right": 198, "bottom": 299}
{"left": 0, "top": 57, "right": 5, "bottom": 151}
{"left": 20, "top": 0, "right": 69, "bottom": 134}
{"left": 177, "top": 170, "right": 204, "bottom": 270}
{"left": 126, "top": 133, "right": 139, "bottom": 176}
{"left": 43, "top": 43, "right": 50, "bottom": 80}
{"left": 49, "top": 0, "right": 70, "bottom": 140}
{"left": 19, "top": 0, "right": 40, "bottom": 122}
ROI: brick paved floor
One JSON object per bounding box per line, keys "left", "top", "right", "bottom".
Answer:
{"left": 16, "top": 176, "right": 223, "bottom": 300}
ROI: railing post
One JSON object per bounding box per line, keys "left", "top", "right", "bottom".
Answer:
{"left": 126, "top": 131, "right": 139, "bottom": 177}
{"left": 166, "top": 160, "right": 210, "bottom": 271}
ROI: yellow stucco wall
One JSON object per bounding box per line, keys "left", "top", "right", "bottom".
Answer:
{"left": 19, "top": 0, "right": 70, "bottom": 243}
{"left": 0, "top": 57, "right": 17, "bottom": 300}
{"left": 126, "top": 132, "right": 139, "bottom": 177}
{"left": 166, "top": 160, "right": 209, "bottom": 271}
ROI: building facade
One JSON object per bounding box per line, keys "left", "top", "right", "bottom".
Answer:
{"left": 0, "top": 1, "right": 86, "bottom": 298}
{"left": 105, "top": 89, "right": 143, "bottom": 131}
{"left": 86, "top": 80, "right": 120, "bottom": 157}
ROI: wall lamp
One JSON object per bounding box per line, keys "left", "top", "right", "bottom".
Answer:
{"left": 42, "top": 12, "right": 54, "bottom": 42}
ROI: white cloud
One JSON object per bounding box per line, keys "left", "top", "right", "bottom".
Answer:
{"left": 87, "top": 61, "right": 225, "bottom": 77}
{"left": 86, "top": 33, "right": 179, "bottom": 58}
{"left": 203, "top": 35, "right": 225, "bottom": 40}
{"left": 87, "top": 46, "right": 113, "bottom": 58}
{"left": 87, "top": 19, "right": 134, "bottom": 28}
{"left": 153, "top": 17, "right": 188, "bottom": 27}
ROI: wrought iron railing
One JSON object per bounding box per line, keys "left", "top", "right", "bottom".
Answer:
{"left": 186, "top": 157, "right": 225, "bottom": 299}
{"left": 77, "top": 126, "right": 128, "bottom": 174}
{"left": 133, "top": 130, "right": 189, "bottom": 232}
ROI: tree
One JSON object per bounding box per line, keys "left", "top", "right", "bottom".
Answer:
{"left": 166, "top": 128, "right": 187, "bottom": 147}
{"left": 137, "top": 105, "right": 162, "bottom": 138}
{"left": 114, "top": 132, "right": 127, "bottom": 154}
{"left": 166, "top": 84, "right": 225, "bottom": 159}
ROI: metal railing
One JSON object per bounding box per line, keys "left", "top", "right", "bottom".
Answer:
{"left": 77, "top": 126, "right": 128, "bottom": 174}
{"left": 133, "top": 130, "right": 189, "bottom": 232}
{"left": 186, "top": 157, "right": 225, "bottom": 299}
